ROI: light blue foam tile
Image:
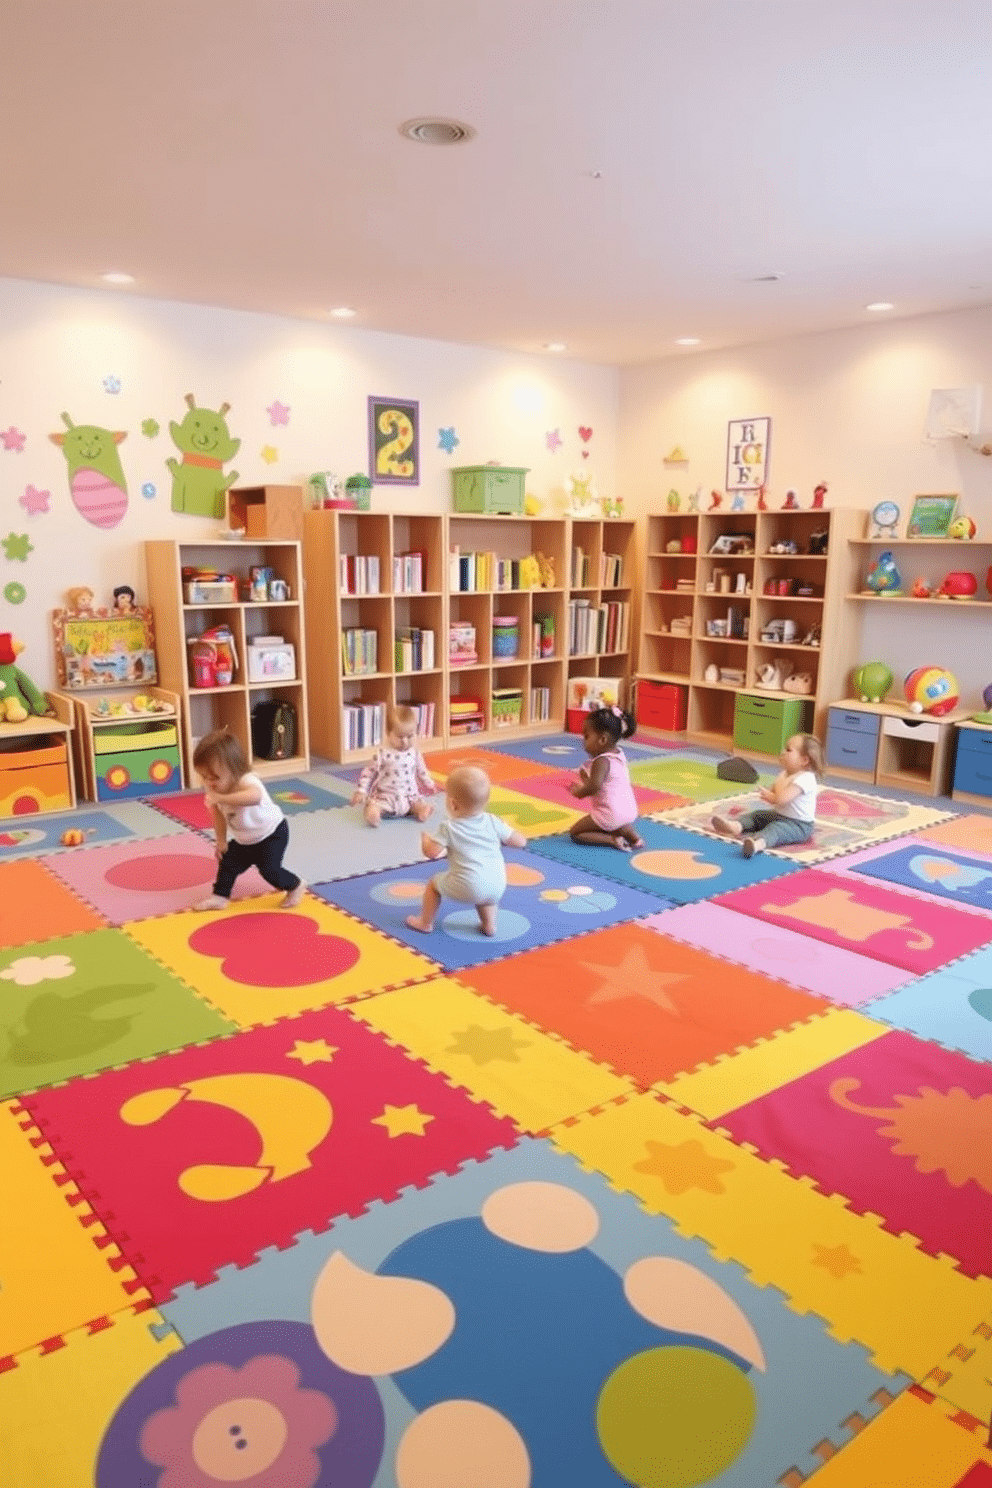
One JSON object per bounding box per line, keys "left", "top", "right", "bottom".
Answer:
{"left": 865, "top": 966, "right": 992, "bottom": 1063}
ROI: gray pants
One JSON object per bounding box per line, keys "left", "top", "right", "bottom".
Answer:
{"left": 736, "top": 809, "right": 814, "bottom": 848}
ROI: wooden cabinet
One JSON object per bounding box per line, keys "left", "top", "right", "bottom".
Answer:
{"left": 145, "top": 539, "right": 309, "bottom": 782}
{"left": 60, "top": 686, "right": 183, "bottom": 803}
{"left": 638, "top": 507, "right": 858, "bottom": 754}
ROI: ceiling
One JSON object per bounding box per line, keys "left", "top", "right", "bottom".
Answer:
{"left": 4, "top": 0, "right": 992, "bottom": 366}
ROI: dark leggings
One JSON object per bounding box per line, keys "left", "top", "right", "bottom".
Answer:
{"left": 213, "top": 818, "right": 299, "bottom": 899}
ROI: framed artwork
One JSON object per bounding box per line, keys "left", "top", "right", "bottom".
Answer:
{"left": 906, "top": 493, "right": 958, "bottom": 538}
{"left": 368, "top": 395, "right": 420, "bottom": 486}
{"left": 726, "top": 417, "right": 770, "bottom": 491}
{"left": 53, "top": 607, "right": 158, "bottom": 689}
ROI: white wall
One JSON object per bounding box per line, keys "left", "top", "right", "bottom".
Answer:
{"left": 620, "top": 305, "right": 992, "bottom": 707}
{"left": 0, "top": 278, "right": 618, "bottom": 692}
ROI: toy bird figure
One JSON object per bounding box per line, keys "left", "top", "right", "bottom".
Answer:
{"left": 865, "top": 550, "right": 903, "bottom": 595}
{"left": 757, "top": 484, "right": 768, "bottom": 511}
{"left": 708, "top": 489, "right": 723, "bottom": 511}
{"left": 811, "top": 482, "right": 828, "bottom": 510}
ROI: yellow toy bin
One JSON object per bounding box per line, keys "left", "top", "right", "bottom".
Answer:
{"left": 0, "top": 738, "right": 73, "bottom": 818}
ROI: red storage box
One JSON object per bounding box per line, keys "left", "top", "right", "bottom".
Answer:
{"left": 636, "top": 680, "right": 687, "bottom": 732}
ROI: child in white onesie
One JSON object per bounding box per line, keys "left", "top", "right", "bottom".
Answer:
{"left": 351, "top": 704, "right": 437, "bottom": 827}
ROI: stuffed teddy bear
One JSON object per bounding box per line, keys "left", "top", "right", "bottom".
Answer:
{"left": 0, "top": 635, "right": 51, "bottom": 722}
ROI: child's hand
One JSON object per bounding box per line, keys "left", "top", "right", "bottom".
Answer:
{"left": 758, "top": 786, "right": 775, "bottom": 804}
{"left": 568, "top": 780, "right": 585, "bottom": 797}
{"left": 350, "top": 790, "right": 365, "bottom": 807}
{"left": 579, "top": 763, "right": 589, "bottom": 779}
{"left": 421, "top": 833, "right": 443, "bottom": 860}
{"left": 215, "top": 842, "right": 226, "bottom": 861}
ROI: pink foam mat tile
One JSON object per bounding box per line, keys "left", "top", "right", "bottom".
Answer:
{"left": 44, "top": 832, "right": 268, "bottom": 924}
{"left": 642, "top": 901, "right": 913, "bottom": 1004}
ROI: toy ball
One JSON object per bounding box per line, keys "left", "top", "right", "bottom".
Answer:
{"left": 865, "top": 550, "right": 902, "bottom": 594}
{"left": 904, "top": 666, "right": 959, "bottom": 716}
{"left": 60, "top": 828, "right": 94, "bottom": 847}
{"left": 852, "top": 661, "right": 893, "bottom": 703}
{"left": 938, "top": 570, "right": 978, "bottom": 599}
{"left": 948, "top": 514, "right": 976, "bottom": 539}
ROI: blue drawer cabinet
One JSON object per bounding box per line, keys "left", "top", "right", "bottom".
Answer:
{"left": 826, "top": 706, "right": 880, "bottom": 777}
{"left": 828, "top": 708, "right": 880, "bottom": 737}
{"left": 954, "top": 725, "right": 992, "bottom": 800}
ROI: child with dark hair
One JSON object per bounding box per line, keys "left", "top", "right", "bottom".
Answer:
{"left": 568, "top": 705, "right": 644, "bottom": 851}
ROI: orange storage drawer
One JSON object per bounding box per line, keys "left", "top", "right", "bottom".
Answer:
{"left": 0, "top": 738, "right": 72, "bottom": 817}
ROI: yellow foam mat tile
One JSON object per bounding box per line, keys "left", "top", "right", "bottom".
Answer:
{"left": 487, "top": 784, "right": 583, "bottom": 837}
{"left": 921, "top": 1311, "right": 992, "bottom": 1421}
{"left": 124, "top": 894, "right": 439, "bottom": 1027}
{"left": 549, "top": 1094, "right": 992, "bottom": 1379}
{"left": 0, "top": 1307, "right": 181, "bottom": 1487}
{"left": 0, "top": 1102, "right": 148, "bottom": 1363}
{"left": 351, "top": 975, "right": 634, "bottom": 1130}
{"left": 654, "top": 1009, "right": 889, "bottom": 1120}
{"left": 790, "top": 1387, "right": 992, "bottom": 1487}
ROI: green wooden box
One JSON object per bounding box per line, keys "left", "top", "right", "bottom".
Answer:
{"left": 733, "top": 693, "right": 810, "bottom": 755}
{"left": 452, "top": 465, "right": 529, "bottom": 515}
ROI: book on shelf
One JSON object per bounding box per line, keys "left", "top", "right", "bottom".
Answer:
{"left": 393, "top": 550, "right": 426, "bottom": 594}
{"left": 449, "top": 547, "right": 498, "bottom": 592}
{"left": 339, "top": 553, "right": 380, "bottom": 596}
{"left": 570, "top": 546, "right": 591, "bottom": 588}
{"left": 531, "top": 612, "right": 556, "bottom": 660}
{"left": 567, "top": 598, "right": 629, "bottom": 656}
{"left": 449, "top": 621, "right": 478, "bottom": 667}
{"left": 342, "top": 627, "right": 378, "bottom": 675}
{"left": 529, "top": 685, "right": 551, "bottom": 722}
{"left": 394, "top": 627, "right": 436, "bottom": 673}
{"left": 341, "top": 700, "right": 386, "bottom": 751}
{"left": 449, "top": 693, "right": 485, "bottom": 735}
{"left": 600, "top": 551, "right": 624, "bottom": 588}
{"left": 404, "top": 699, "right": 436, "bottom": 738}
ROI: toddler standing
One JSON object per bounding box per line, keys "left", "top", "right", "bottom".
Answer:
{"left": 568, "top": 705, "right": 644, "bottom": 850}
{"left": 351, "top": 704, "right": 437, "bottom": 827}
{"left": 406, "top": 764, "right": 526, "bottom": 937}
{"left": 712, "top": 732, "right": 823, "bottom": 856}
{"left": 192, "top": 728, "right": 306, "bottom": 909}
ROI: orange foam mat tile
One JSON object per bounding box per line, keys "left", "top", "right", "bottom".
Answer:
{"left": 0, "top": 857, "right": 107, "bottom": 946}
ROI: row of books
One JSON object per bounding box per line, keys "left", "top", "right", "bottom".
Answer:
{"left": 530, "top": 686, "right": 551, "bottom": 722}
{"left": 449, "top": 547, "right": 497, "bottom": 592}
{"left": 339, "top": 551, "right": 427, "bottom": 595}
{"left": 342, "top": 699, "right": 437, "bottom": 750}
{"left": 571, "top": 547, "right": 625, "bottom": 589}
{"left": 567, "top": 598, "right": 631, "bottom": 656}
{"left": 394, "top": 627, "right": 436, "bottom": 673}
{"left": 342, "top": 627, "right": 379, "bottom": 675}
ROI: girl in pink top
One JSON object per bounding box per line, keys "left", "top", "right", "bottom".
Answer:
{"left": 568, "top": 705, "right": 644, "bottom": 851}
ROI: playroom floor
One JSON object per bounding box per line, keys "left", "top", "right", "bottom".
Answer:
{"left": 2, "top": 735, "right": 991, "bottom": 1487}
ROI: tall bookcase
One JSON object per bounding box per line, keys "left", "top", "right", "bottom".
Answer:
{"left": 145, "top": 538, "right": 310, "bottom": 781}
{"left": 638, "top": 506, "right": 858, "bottom": 751}
{"left": 566, "top": 516, "right": 637, "bottom": 699}
{"left": 303, "top": 510, "right": 636, "bottom": 762}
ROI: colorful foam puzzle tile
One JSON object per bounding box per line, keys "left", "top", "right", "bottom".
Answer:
{"left": 486, "top": 783, "right": 583, "bottom": 836}
{"left": 499, "top": 766, "right": 688, "bottom": 816}
{"left": 155, "top": 1139, "right": 907, "bottom": 1488}
{"left": 864, "top": 941, "right": 992, "bottom": 1063}
{"left": 657, "top": 786, "right": 952, "bottom": 862}
{"left": 124, "top": 896, "right": 439, "bottom": 1026}
{"left": 16, "top": 1007, "right": 519, "bottom": 1302}
{"left": 715, "top": 1027, "right": 992, "bottom": 1279}
{"left": 716, "top": 867, "right": 992, "bottom": 973}
{"left": 790, "top": 1387, "right": 992, "bottom": 1488}
{"left": 645, "top": 901, "right": 913, "bottom": 1005}
{"left": 457, "top": 920, "right": 828, "bottom": 1087}
{"left": 0, "top": 1306, "right": 183, "bottom": 1488}
{"left": 547, "top": 1093, "right": 992, "bottom": 1381}
{"left": 0, "top": 858, "right": 106, "bottom": 946}
{"left": 918, "top": 813, "right": 992, "bottom": 858}
{"left": 484, "top": 731, "right": 675, "bottom": 765}
{"left": 0, "top": 927, "right": 236, "bottom": 1099}
{"left": 273, "top": 802, "right": 433, "bottom": 884}
{"left": 425, "top": 744, "right": 564, "bottom": 782}
{"left": 629, "top": 755, "right": 774, "bottom": 801}
{"left": 843, "top": 841, "right": 992, "bottom": 912}
{"left": 349, "top": 974, "right": 635, "bottom": 1130}
{"left": 0, "top": 1101, "right": 147, "bottom": 1364}
{"left": 315, "top": 850, "right": 665, "bottom": 974}
{"left": 153, "top": 772, "right": 353, "bottom": 830}
{"left": 0, "top": 808, "right": 133, "bottom": 860}
{"left": 921, "top": 1311, "right": 992, "bottom": 1421}
{"left": 527, "top": 819, "right": 797, "bottom": 902}
{"left": 43, "top": 832, "right": 268, "bottom": 924}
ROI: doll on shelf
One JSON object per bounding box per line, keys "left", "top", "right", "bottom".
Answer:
{"left": 66, "top": 585, "right": 97, "bottom": 616}
{"left": 113, "top": 584, "right": 137, "bottom": 615}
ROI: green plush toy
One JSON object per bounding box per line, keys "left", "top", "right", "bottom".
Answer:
{"left": 0, "top": 634, "right": 50, "bottom": 722}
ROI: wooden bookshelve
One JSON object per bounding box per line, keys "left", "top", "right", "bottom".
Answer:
{"left": 145, "top": 538, "right": 310, "bottom": 782}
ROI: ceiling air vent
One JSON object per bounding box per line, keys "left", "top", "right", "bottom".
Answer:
{"left": 399, "top": 118, "right": 476, "bottom": 145}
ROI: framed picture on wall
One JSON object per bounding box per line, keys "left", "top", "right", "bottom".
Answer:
{"left": 53, "top": 607, "right": 158, "bottom": 689}
{"left": 906, "top": 493, "right": 958, "bottom": 538}
{"left": 368, "top": 395, "right": 420, "bottom": 486}
{"left": 726, "top": 416, "right": 770, "bottom": 491}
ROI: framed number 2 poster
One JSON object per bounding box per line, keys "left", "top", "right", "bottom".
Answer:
{"left": 368, "top": 395, "right": 420, "bottom": 486}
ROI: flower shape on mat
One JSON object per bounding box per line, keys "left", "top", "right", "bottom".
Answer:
{"left": 140, "top": 1355, "right": 336, "bottom": 1487}
{"left": 1, "top": 953, "right": 75, "bottom": 986}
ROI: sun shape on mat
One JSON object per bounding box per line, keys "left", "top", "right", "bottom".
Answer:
{"left": 631, "top": 849, "right": 722, "bottom": 880}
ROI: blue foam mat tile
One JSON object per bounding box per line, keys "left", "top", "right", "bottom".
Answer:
{"left": 159, "top": 1139, "right": 908, "bottom": 1488}
{"left": 864, "top": 948, "right": 992, "bottom": 1063}
{"left": 313, "top": 847, "right": 666, "bottom": 970}
{"left": 848, "top": 840, "right": 992, "bottom": 911}
{"left": 0, "top": 804, "right": 155, "bottom": 860}
{"left": 526, "top": 820, "right": 799, "bottom": 903}
{"left": 482, "top": 732, "right": 683, "bottom": 766}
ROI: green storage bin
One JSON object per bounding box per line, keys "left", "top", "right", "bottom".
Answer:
{"left": 452, "top": 465, "right": 528, "bottom": 514}
{"left": 733, "top": 693, "right": 810, "bottom": 754}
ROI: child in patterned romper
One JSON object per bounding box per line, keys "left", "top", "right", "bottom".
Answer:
{"left": 568, "top": 704, "right": 644, "bottom": 851}
{"left": 351, "top": 704, "right": 438, "bottom": 827}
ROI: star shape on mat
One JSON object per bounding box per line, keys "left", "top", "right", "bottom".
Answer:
{"left": 811, "top": 1242, "right": 862, "bottom": 1279}
{"left": 372, "top": 1103, "right": 435, "bottom": 1138}
{"left": 2, "top": 533, "right": 33, "bottom": 562}
{"left": 19, "top": 485, "right": 50, "bottom": 515}
{"left": 446, "top": 1024, "right": 530, "bottom": 1065}
{"left": 545, "top": 427, "right": 563, "bottom": 452}
{"left": 580, "top": 945, "right": 687, "bottom": 1011}
{"left": 634, "top": 1138, "right": 735, "bottom": 1195}
{"left": 437, "top": 426, "right": 460, "bottom": 454}
{"left": 286, "top": 1038, "right": 339, "bottom": 1066}
{"left": 267, "top": 400, "right": 290, "bottom": 426}
{"left": 261, "top": 445, "right": 279, "bottom": 465}
{"left": 1, "top": 427, "right": 26, "bottom": 452}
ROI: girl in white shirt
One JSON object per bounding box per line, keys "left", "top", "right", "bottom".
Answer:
{"left": 712, "top": 733, "right": 823, "bottom": 858}
{"left": 191, "top": 728, "right": 305, "bottom": 910}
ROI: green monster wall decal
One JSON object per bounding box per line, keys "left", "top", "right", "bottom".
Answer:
{"left": 49, "top": 413, "right": 129, "bottom": 529}
{"left": 167, "top": 393, "right": 240, "bottom": 518}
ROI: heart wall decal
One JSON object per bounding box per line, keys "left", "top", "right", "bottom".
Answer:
{"left": 579, "top": 426, "right": 593, "bottom": 442}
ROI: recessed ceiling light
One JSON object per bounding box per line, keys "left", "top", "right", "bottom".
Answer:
{"left": 399, "top": 117, "right": 475, "bottom": 145}
{"left": 544, "top": 342, "right": 567, "bottom": 353}
{"left": 329, "top": 306, "right": 357, "bottom": 318}
{"left": 101, "top": 271, "right": 134, "bottom": 285}
{"left": 675, "top": 337, "right": 700, "bottom": 346}
{"left": 866, "top": 301, "right": 894, "bottom": 311}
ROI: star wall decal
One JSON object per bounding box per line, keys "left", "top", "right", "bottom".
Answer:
{"left": 267, "top": 400, "right": 290, "bottom": 426}
{"left": 545, "top": 428, "right": 563, "bottom": 452}
{"left": 261, "top": 445, "right": 279, "bottom": 465}
{"left": 372, "top": 1103, "right": 435, "bottom": 1138}
{"left": 437, "top": 426, "right": 460, "bottom": 454}
{"left": 103, "top": 375, "right": 122, "bottom": 394}
{"left": 19, "top": 486, "right": 50, "bottom": 516}
{"left": 1, "top": 427, "right": 26, "bottom": 453}
{"left": 2, "top": 533, "right": 34, "bottom": 562}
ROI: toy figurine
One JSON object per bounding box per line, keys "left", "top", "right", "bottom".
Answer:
{"left": 911, "top": 576, "right": 933, "bottom": 598}
{"left": 948, "top": 514, "right": 977, "bottom": 539}
{"left": 864, "top": 550, "right": 903, "bottom": 594}
{"left": 730, "top": 492, "right": 746, "bottom": 512}
{"left": 708, "top": 489, "right": 723, "bottom": 511}
{"left": 666, "top": 489, "right": 681, "bottom": 512}
{"left": 757, "top": 484, "right": 768, "bottom": 512}
{"left": 852, "top": 661, "right": 893, "bottom": 703}
{"left": 782, "top": 488, "right": 800, "bottom": 511}
{"left": 112, "top": 584, "right": 136, "bottom": 614}
{"left": 811, "top": 482, "right": 827, "bottom": 510}
{"left": 687, "top": 487, "right": 701, "bottom": 513}
{"left": 904, "top": 666, "right": 959, "bottom": 715}
{"left": 937, "top": 570, "right": 978, "bottom": 599}
{"left": 0, "top": 635, "right": 52, "bottom": 721}
{"left": 66, "top": 585, "right": 97, "bottom": 615}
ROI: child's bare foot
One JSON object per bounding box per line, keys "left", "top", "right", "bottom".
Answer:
{"left": 614, "top": 834, "right": 632, "bottom": 852}
{"left": 741, "top": 837, "right": 765, "bottom": 858}
{"left": 364, "top": 801, "right": 382, "bottom": 828}
{"left": 411, "top": 798, "right": 432, "bottom": 822}
{"left": 405, "top": 914, "right": 433, "bottom": 933}
{"left": 194, "top": 894, "right": 229, "bottom": 911}
{"left": 477, "top": 904, "right": 497, "bottom": 936}
{"left": 281, "top": 880, "right": 306, "bottom": 908}
{"left": 711, "top": 815, "right": 742, "bottom": 838}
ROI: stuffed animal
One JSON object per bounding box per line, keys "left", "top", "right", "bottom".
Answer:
{"left": 0, "top": 635, "right": 51, "bottom": 722}
{"left": 518, "top": 554, "right": 541, "bottom": 590}
{"left": 535, "top": 551, "right": 556, "bottom": 588}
